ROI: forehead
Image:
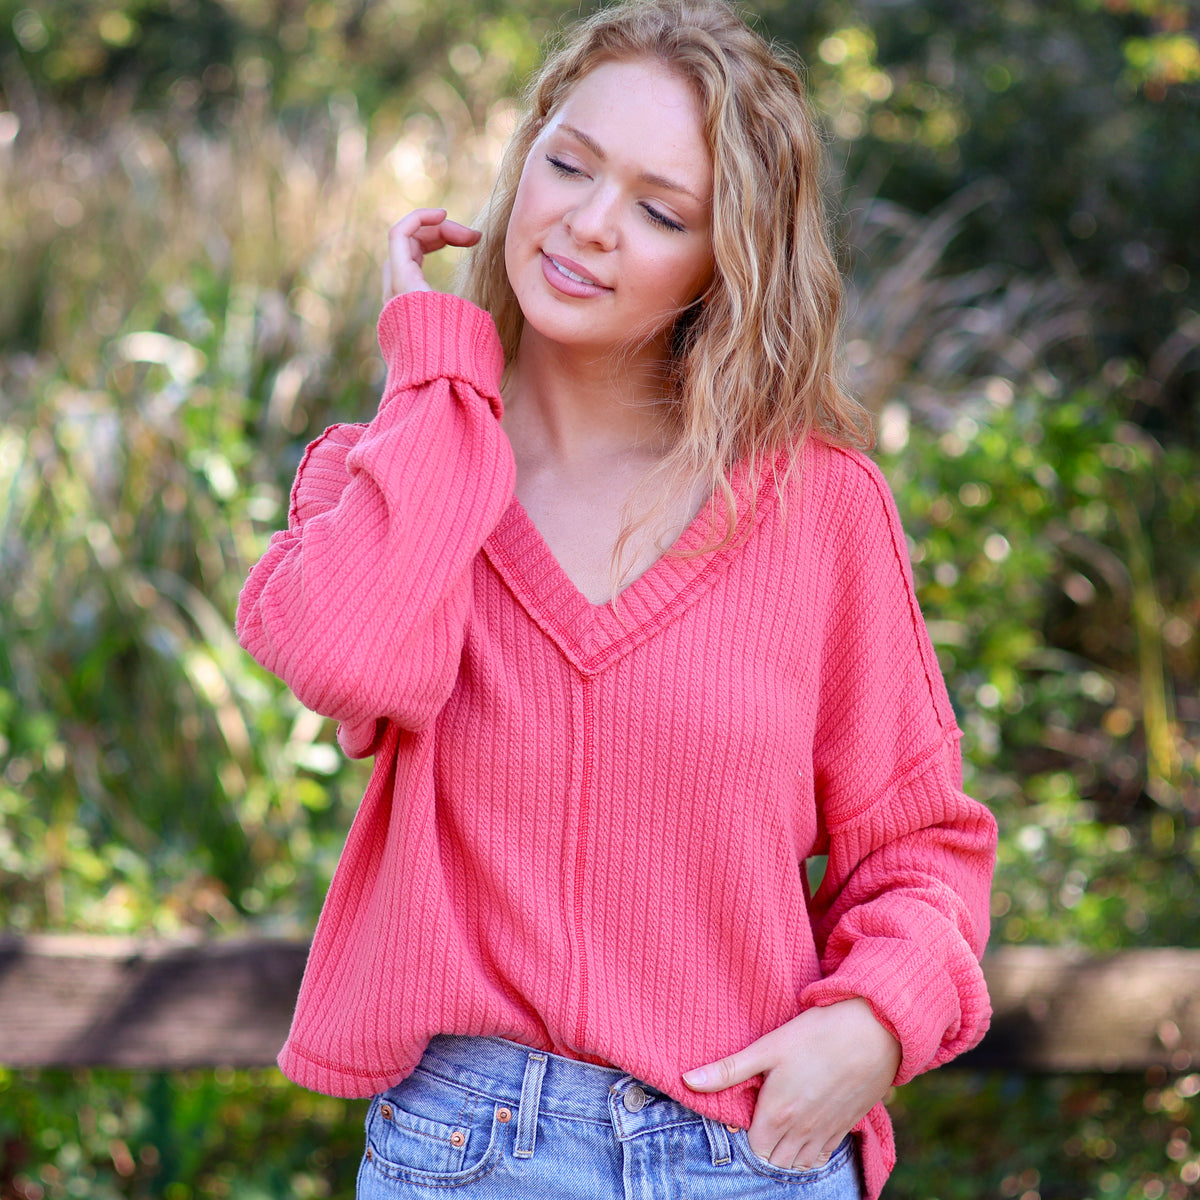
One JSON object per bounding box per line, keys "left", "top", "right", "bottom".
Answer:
{"left": 547, "top": 58, "right": 712, "bottom": 196}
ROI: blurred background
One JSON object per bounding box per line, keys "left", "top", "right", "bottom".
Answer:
{"left": 0, "top": 0, "right": 1198, "bottom": 1196}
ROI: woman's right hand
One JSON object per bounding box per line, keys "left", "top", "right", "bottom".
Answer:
{"left": 384, "top": 208, "right": 482, "bottom": 301}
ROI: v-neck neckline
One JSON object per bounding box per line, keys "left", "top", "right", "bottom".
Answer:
{"left": 481, "top": 456, "right": 779, "bottom": 674}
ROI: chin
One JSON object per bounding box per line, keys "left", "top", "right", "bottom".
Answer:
{"left": 512, "top": 282, "right": 602, "bottom": 348}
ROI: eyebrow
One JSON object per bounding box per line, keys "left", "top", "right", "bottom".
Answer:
{"left": 558, "top": 124, "right": 705, "bottom": 203}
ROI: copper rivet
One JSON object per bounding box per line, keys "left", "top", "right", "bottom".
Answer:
{"left": 366, "top": 1148, "right": 374, "bottom": 1162}
{"left": 725, "top": 1124, "right": 740, "bottom": 1133}
{"left": 497, "top": 1107, "right": 512, "bottom": 1123}
{"left": 380, "top": 1104, "right": 393, "bottom": 1120}
{"left": 450, "top": 1131, "right": 466, "bottom": 1147}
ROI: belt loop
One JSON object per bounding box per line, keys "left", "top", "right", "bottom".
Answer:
{"left": 701, "top": 1116, "right": 732, "bottom": 1166}
{"left": 513, "top": 1052, "right": 547, "bottom": 1159}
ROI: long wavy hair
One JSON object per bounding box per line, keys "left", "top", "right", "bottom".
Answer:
{"left": 463, "top": 0, "right": 872, "bottom": 573}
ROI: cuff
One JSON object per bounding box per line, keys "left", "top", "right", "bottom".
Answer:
{"left": 377, "top": 292, "right": 506, "bottom": 418}
{"left": 798, "top": 933, "right": 987, "bottom": 1085}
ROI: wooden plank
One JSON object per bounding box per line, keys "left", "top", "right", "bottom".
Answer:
{"left": 1, "top": 937, "right": 1197, "bottom": 1072}
{"left": 962, "top": 945, "right": 1200, "bottom": 1073}
{"left": 0, "top": 934, "right": 307, "bottom": 1069}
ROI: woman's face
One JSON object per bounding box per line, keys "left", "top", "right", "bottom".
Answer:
{"left": 504, "top": 57, "right": 715, "bottom": 361}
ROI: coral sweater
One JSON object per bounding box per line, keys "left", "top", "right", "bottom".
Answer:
{"left": 236, "top": 292, "right": 996, "bottom": 1199}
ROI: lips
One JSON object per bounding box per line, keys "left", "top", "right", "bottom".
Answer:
{"left": 543, "top": 252, "right": 609, "bottom": 290}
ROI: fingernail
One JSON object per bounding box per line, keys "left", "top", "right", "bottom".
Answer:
{"left": 682, "top": 1067, "right": 709, "bottom": 1088}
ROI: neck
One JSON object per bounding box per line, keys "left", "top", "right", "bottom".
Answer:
{"left": 502, "top": 327, "right": 677, "bottom": 465}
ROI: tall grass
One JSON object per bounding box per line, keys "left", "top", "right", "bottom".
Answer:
{"left": 0, "top": 82, "right": 511, "bottom": 932}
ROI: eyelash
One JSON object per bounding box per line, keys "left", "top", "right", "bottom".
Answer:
{"left": 544, "top": 155, "right": 686, "bottom": 234}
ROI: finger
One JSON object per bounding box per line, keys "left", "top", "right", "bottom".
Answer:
{"left": 745, "top": 1082, "right": 835, "bottom": 1169}
{"left": 816, "top": 1130, "right": 847, "bottom": 1164}
{"left": 391, "top": 207, "right": 449, "bottom": 238}
{"left": 436, "top": 219, "right": 482, "bottom": 247}
{"left": 797, "top": 1147, "right": 833, "bottom": 1171}
{"left": 747, "top": 1129, "right": 789, "bottom": 1167}
{"left": 749, "top": 1128, "right": 817, "bottom": 1171}
{"left": 753, "top": 1115, "right": 845, "bottom": 1170}
{"left": 391, "top": 209, "right": 468, "bottom": 247}
{"left": 406, "top": 221, "right": 481, "bottom": 260}
{"left": 388, "top": 207, "right": 447, "bottom": 266}
{"left": 786, "top": 1132, "right": 842, "bottom": 1172}
{"left": 792, "top": 1142, "right": 830, "bottom": 1171}
{"left": 747, "top": 1115, "right": 809, "bottom": 1167}
{"left": 752, "top": 1137, "right": 824, "bottom": 1172}
{"left": 682, "top": 1044, "right": 768, "bottom": 1091}
{"left": 387, "top": 213, "right": 443, "bottom": 298}
{"left": 385, "top": 211, "right": 479, "bottom": 298}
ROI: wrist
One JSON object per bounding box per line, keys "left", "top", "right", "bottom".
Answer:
{"left": 817, "top": 997, "right": 902, "bottom": 1064}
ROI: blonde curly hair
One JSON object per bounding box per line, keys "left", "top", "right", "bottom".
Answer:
{"left": 463, "top": 0, "right": 872, "bottom": 563}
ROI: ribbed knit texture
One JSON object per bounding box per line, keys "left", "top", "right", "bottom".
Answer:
{"left": 236, "top": 291, "right": 997, "bottom": 1200}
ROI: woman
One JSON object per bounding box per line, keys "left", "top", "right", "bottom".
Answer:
{"left": 236, "top": 1, "right": 997, "bottom": 1196}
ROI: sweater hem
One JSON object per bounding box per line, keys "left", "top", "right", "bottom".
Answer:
{"left": 278, "top": 1038, "right": 417, "bottom": 1099}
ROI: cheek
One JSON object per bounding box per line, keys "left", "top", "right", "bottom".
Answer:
{"left": 682, "top": 240, "right": 715, "bottom": 301}
{"left": 504, "top": 198, "right": 532, "bottom": 287}
{"left": 656, "top": 247, "right": 714, "bottom": 305}
{"left": 504, "top": 169, "right": 539, "bottom": 260}
{"left": 503, "top": 222, "right": 518, "bottom": 284}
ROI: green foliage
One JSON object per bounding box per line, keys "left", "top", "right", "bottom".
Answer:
{"left": 0, "top": 0, "right": 569, "bottom": 118}
{"left": 764, "top": 0, "right": 1200, "bottom": 445}
{"left": 888, "top": 1066, "right": 1200, "bottom": 1200}
{"left": 0, "top": 1066, "right": 363, "bottom": 1198}
{"left": 4, "top": 0, "right": 1198, "bottom": 441}
{"left": 0, "top": 100, "right": 390, "bottom": 933}
{"left": 883, "top": 394, "right": 1200, "bottom": 951}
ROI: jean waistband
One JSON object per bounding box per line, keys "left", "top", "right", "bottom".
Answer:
{"left": 418, "top": 1034, "right": 705, "bottom": 1129}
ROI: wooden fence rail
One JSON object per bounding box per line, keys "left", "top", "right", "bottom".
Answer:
{"left": 1, "top": 937, "right": 1198, "bottom": 1073}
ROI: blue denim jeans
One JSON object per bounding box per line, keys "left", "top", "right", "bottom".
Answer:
{"left": 356, "top": 1034, "right": 863, "bottom": 1199}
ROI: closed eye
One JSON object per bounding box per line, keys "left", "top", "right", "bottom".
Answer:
{"left": 546, "top": 154, "right": 583, "bottom": 178}
{"left": 642, "top": 204, "right": 685, "bottom": 233}
{"left": 547, "top": 154, "right": 686, "bottom": 233}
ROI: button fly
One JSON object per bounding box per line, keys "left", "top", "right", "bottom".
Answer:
{"left": 623, "top": 1085, "right": 648, "bottom": 1112}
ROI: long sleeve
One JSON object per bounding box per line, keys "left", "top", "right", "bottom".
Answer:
{"left": 798, "top": 454, "right": 997, "bottom": 1085}
{"left": 236, "top": 291, "right": 516, "bottom": 749}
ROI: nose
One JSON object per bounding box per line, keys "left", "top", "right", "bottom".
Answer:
{"left": 564, "top": 186, "right": 618, "bottom": 250}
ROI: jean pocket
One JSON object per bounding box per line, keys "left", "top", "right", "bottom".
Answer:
{"left": 363, "top": 1068, "right": 505, "bottom": 1185}
{"left": 733, "top": 1131, "right": 857, "bottom": 1185}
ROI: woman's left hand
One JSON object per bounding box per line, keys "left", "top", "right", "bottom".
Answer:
{"left": 682, "top": 998, "right": 901, "bottom": 1171}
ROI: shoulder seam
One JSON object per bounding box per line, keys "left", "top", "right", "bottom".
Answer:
{"left": 824, "top": 729, "right": 960, "bottom": 830}
{"left": 834, "top": 445, "right": 956, "bottom": 746}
